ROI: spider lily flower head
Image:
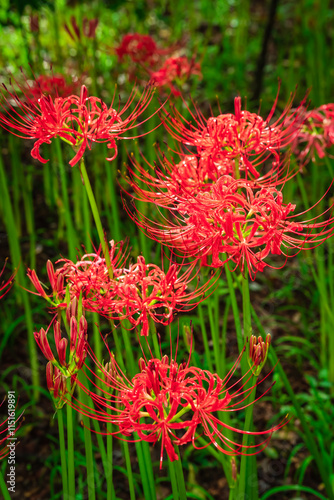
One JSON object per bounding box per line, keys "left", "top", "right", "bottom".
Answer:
{"left": 0, "top": 78, "right": 158, "bottom": 166}
{"left": 115, "top": 33, "right": 160, "bottom": 66}
{"left": 28, "top": 241, "right": 216, "bottom": 334}
{"left": 126, "top": 147, "right": 236, "bottom": 209}
{"left": 131, "top": 174, "right": 334, "bottom": 279}
{"left": 69, "top": 337, "right": 288, "bottom": 469}
{"left": 247, "top": 334, "right": 271, "bottom": 376}
{"left": 150, "top": 56, "right": 202, "bottom": 96}
{"left": 25, "top": 74, "right": 81, "bottom": 101}
{"left": 27, "top": 240, "right": 128, "bottom": 310}
{"left": 289, "top": 103, "right": 334, "bottom": 166}
{"left": 161, "top": 86, "right": 307, "bottom": 180}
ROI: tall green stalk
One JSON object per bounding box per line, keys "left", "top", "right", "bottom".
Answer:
{"left": 78, "top": 370, "right": 96, "bottom": 500}
{"left": 54, "top": 140, "right": 79, "bottom": 261}
{"left": 57, "top": 409, "right": 68, "bottom": 498}
{"left": 66, "top": 386, "right": 76, "bottom": 500}
{"left": 79, "top": 157, "right": 113, "bottom": 277}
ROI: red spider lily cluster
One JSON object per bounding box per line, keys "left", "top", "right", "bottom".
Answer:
{"left": 28, "top": 241, "right": 216, "bottom": 336}
{"left": 115, "top": 33, "right": 201, "bottom": 95}
{"left": 150, "top": 56, "right": 202, "bottom": 97}
{"left": 69, "top": 341, "right": 287, "bottom": 468}
{"left": 0, "top": 81, "right": 156, "bottom": 166}
{"left": 161, "top": 90, "right": 304, "bottom": 180}
{"left": 115, "top": 33, "right": 166, "bottom": 66}
{"left": 130, "top": 173, "right": 334, "bottom": 278}
{"left": 290, "top": 103, "right": 334, "bottom": 165}
{"left": 25, "top": 74, "right": 81, "bottom": 101}
{"left": 127, "top": 92, "right": 334, "bottom": 278}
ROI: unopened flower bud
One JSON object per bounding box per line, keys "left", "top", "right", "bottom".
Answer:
{"left": 248, "top": 333, "right": 271, "bottom": 376}
{"left": 138, "top": 358, "right": 146, "bottom": 372}
{"left": 34, "top": 328, "right": 55, "bottom": 361}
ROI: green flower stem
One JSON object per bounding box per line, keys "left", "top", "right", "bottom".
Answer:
{"left": 104, "top": 145, "right": 121, "bottom": 242}
{"left": 224, "top": 265, "right": 243, "bottom": 352}
{"left": 122, "top": 438, "right": 137, "bottom": 500}
{"left": 208, "top": 300, "right": 222, "bottom": 375}
{"left": 251, "top": 307, "right": 334, "bottom": 500}
{"left": 168, "top": 449, "right": 187, "bottom": 500}
{"left": 90, "top": 415, "right": 114, "bottom": 499}
{"left": 66, "top": 383, "right": 76, "bottom": 500}
{"left": 0, "top": 154, "right": 40, "bottom": 400}
{"left": 198, "top": 304, "right": 214, "bottom": 372}
{"left": 140, "top": 439, "right": 157, "bottom": 500}
{"left": 118, "top": 320, "right": 156, "bottom": 500}
{"left": 111, "top": 321, "right": 126, "bottom": 373}
{"left": 121, "top": 321, "right": 137, "bottom": 375}
{"left": 174, "top": 448, "right": 187, "bottom": 500}
{"left": 168, "top": 458, "right": 179, "bottom": 500}
{"left": 221, "top": 298, "right": 231, "bottom": 376}
{"left": 79, "top": 156, "right": 113, "bottom": 278}
{"left": 54, "top": 140, "right": 78, "bottom": 261}
{"left": 78, "top": 370, "right": 96, "bottom": 500}
{"left": 57, "top": 408, "right": 68, "bottom": 498}
{"left": 242, "top": 270, "right": 252, "bottom": 341}
{"left": 237, "top": 374, "right": 258, "bottom": 499}
{"left": 106, "top": 412, "right": 115, "bottom": 500}
{"left": 149, "top": 317, "right": 161, "bottom": 359}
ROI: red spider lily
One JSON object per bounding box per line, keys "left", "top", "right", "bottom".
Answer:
{"left": 126, "top": 147, "right": 235, "bottom": 207}
{"left": 67, "top": 339, "right": 288, "bottom": 468}
{"left": 28, "top": 240, "right": 217, "bottom": 335}
{"left": 150, "top": 56, "right": 202, "bottom": 96}
{"left": 115, "top": 33, "right": 160, "bottom": 66}
{"left": 64, "top": 15, "right": 99, "bottom": 41}
{"left": 0, "top": 80, "right": 158, "bottom": 166}
{"left": 25, "top": 74, "right": 81, "bottom": 101}
{"left": 161, "top": 87, "right": 307, "bottom": 179}
{"left": 290, "top": 104, "right": 334, "bottom": 165}
{"left": 129, "top": 174, "right": 334, "bottom": 279}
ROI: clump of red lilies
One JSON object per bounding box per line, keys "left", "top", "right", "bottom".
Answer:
{"left": 290, "top": 103, "right": 334, "bottom": 165}
{"left": 127, "top": 90, "right": 334, "bottom": 278}
{"left": 0, "top": 80, "right": 157, "bottom": 166}
{"left": 28, "top": 240, "right": 217, "bottom": 336}
{"left": 67, "top": 336, "right": 288, "bottom": 468}
{"left": 115, "top": 33, "right": 202, "bottom": 95}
